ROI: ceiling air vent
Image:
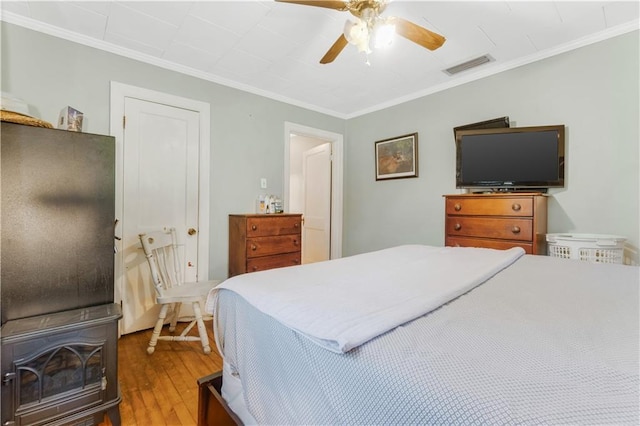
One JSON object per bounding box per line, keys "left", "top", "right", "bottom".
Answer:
{"left": 444, "top": 54, "right": 494, "bottom": 76}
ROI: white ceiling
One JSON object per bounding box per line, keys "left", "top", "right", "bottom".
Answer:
{"left": 2, "top": 1, "right": 638, "bottom": 118}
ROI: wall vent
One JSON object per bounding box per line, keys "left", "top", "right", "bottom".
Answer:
{"left": 444, "top": 54, "right": 494, "bottom": 76}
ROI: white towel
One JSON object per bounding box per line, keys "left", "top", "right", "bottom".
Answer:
{"left": 208, "top": 245, "right": 525, "bottom": 353}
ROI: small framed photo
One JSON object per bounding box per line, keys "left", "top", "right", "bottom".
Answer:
{"left": 375, "top": 133, "right": 418, "bottom": 180}
{"left": 58, "top": 106, "right": 83, "bottom": 132}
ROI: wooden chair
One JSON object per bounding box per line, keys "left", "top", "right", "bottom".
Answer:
{"left": 139, "top": 228, "right": 220, "bottom": 355}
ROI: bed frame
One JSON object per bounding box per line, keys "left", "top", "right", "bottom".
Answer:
{"left": 197, "top": 371, "right": 243, "bottom": 426}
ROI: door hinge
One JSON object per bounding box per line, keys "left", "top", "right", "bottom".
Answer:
{"left": 122, "top": 115, "right": 126, "bottom": 129}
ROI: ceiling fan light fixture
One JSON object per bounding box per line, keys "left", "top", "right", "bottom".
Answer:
{"left": 275, "top": 0, "right": 445, "bottom": 64}
{"left": 372, "top": 18, "right": 395, "bottom": 49}
{"left": 344, "top": 19, "right": 372, "bottom": 53}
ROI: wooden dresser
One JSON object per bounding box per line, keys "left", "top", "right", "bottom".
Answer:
{"left": 444, "top": 193, "right": 547, "bottom": 254}
{"left": 228, "top": 214, "right": 302, "bottom": 277}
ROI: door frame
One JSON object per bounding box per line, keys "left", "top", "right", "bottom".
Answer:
{"left": 284, "top": 122, "right": 343, "bottom": 260}
{"left": 109, "top": 81, "right": 211, "bottom": 307}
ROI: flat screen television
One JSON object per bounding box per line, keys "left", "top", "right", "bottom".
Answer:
{"left": 455, "top": 125, "right": 565, "bottom": 191}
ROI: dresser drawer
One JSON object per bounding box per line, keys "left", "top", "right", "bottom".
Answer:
{"left": 246, "top": 252, "right": 301, "bottom": 273}
{"left": 446, "top": 236, "right": 534, "bottom": 254}
{"left": 446, "top": 217, "right": 532, "bottom": 241}
{"left": 446, "top": 197, "right": 533, "bottom": 217}
{"left": 246, "top": 216, "right": 301, "bottom": 237}
{"left": 246, "top": 235, "right": 300, "bottom": 258}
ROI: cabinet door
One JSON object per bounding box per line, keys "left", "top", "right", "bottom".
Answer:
{"left": 246, "top": 216, "right": 301, "bottom": 237}
{"left": 246, "top": 236, "right": 301, "bottom": 257}
{"left": 446, "top": 197, "right": 533, "bottom": 216}
{"left": 446, "top": 236, "right": 534, "bottom": 253}
{"left": 246, "top": 253, "right": 301, "bottom": 273}
{"left": 1, "top": 123, "right": 115, "bottom": 324}
{"left": 447, "top": 217, "right": 533, "bottom": 241}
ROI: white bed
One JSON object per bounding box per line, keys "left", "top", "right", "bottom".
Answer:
{"left": 207, "top": 245, "right": 639, "bottom": 425}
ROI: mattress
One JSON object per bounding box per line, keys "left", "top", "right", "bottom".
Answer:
{"left": 213, "top": 253, "right": 639, "bottom": 425}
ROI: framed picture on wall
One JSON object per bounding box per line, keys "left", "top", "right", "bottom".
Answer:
{"left": 375, "top": 133, "right": 418, "bottom": 181}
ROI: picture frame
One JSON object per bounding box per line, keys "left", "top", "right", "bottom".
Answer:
{"left": 375, "top": 133, "right": 418, "bottom": 181}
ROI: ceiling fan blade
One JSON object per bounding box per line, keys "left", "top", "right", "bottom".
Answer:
{"left": 391, "top": 17, "right": 445, "bottom": 51}
{"left": 275, "top": 0, "right": 348, "bottom": 11}
{"left": 320, "top": 34, "right": 349, "bottom": 64}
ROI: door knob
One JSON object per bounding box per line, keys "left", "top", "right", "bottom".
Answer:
{"left": 188, "top": 228, "right": 197, "bottom": 236}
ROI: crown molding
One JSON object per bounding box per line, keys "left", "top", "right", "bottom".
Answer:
{"left": 2, "top": 11, "right": 637, "bottom": 120}
{"left": 345, "top": 20, "right": 639, "bottom": 119}
{"left": 1, "top": 11, "right": 348, "bottom": 119}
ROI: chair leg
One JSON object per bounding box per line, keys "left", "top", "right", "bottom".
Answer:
{"left": 169, "top": 302, "right": 181, "bottom": 332}
{"left": 148, "top": 304, "right": 170, "bottom": 355}
{"left": 192, "top": 301, "right": 211, "bottom": 354}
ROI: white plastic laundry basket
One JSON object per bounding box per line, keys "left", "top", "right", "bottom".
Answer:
{"left": 546, "top": 233, "right": 626, "bottom": 264}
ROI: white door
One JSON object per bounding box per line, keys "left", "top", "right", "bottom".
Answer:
{"left": 302, "top": 143, "right": 332, "bottom": 264}
{"left": 284, "top": 122, "right": 343, "bottom": 261}
{"left": 121, "top": 98, "right": 200, "bottom": 334}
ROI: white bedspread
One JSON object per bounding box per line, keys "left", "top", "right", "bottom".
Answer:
{"left": 208, "top": 245, "right": 524, "bottom": 353}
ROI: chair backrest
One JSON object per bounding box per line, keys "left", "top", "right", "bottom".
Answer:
{"left": 139, "top": 228, "right": 183, "bottom": 297}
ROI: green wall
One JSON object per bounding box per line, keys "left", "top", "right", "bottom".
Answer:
{"left": 2, "top": 22, "right": 638, "bottom": 267}
{"left": 1, "top": 22, "right": 345, "bottom": 279}
{"left": 344, "top": 31, "right": 639, "bottom": 263}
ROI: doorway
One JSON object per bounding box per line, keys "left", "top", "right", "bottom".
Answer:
{"left": 284, "top": 122, "right": 343, "bottom": 262}
{"left": 110, "top": 82, "right": 211, "bottom": 334}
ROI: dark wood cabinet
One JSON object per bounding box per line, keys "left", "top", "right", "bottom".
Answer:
{"left": 229, "top": 214, "right": 302, "bottom": 277}
{"left": 444, "top": 193, "right": 547, "bottom": 254}
{"left": 1, "top": 122, "right": 115, "bottom": 324}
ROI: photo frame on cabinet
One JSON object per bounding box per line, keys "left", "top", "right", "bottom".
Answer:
{"left": 375, "top": 133, "right": 418, "bottom": 181}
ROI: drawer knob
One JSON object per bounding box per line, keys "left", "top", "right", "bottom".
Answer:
{"left": 511, "top": 226, "right": 521, "bottom": 234}
{"left": 251, "top": 244, "right": 257, "bottom": 251}
{"left": 293, "top": 259, "right": 300, "bottom": 265}
{"left": 251, "top": 224, "right": 257, "bottom": 231}
{"left": 512, "top": 203, "right": 521, "bottom": 212}
{"left": 454, "top": 203, "right": 462, "bottom": 211}
{"left": 294, "top": 222, "right": 299, "bottom": 228}
{"left": 252, "top": 266, "right": 258, "bottom": 271}
{"left": 293, "top": 239, "right": 299, "bottom": 246}
{"left": 454, "top": 223, "right": 462, "bottom": 231}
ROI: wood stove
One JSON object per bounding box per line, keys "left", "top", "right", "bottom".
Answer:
{"left": 1, "top": 304, "right": 121, "bottom": 426}
{"left": 1, "top": 123, "right": 121, "bottom": 425}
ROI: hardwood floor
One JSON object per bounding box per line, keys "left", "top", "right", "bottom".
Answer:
{"left": 103, "top": 321, "right": 223, "bottom": 426}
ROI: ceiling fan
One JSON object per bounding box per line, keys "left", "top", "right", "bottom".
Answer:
{"left": 275, "top": 0, "right": 446, "bottom": 64}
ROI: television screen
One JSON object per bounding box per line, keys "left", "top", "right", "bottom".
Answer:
{"left": 456, "top": 125, "right": 565, "bottom": 190}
